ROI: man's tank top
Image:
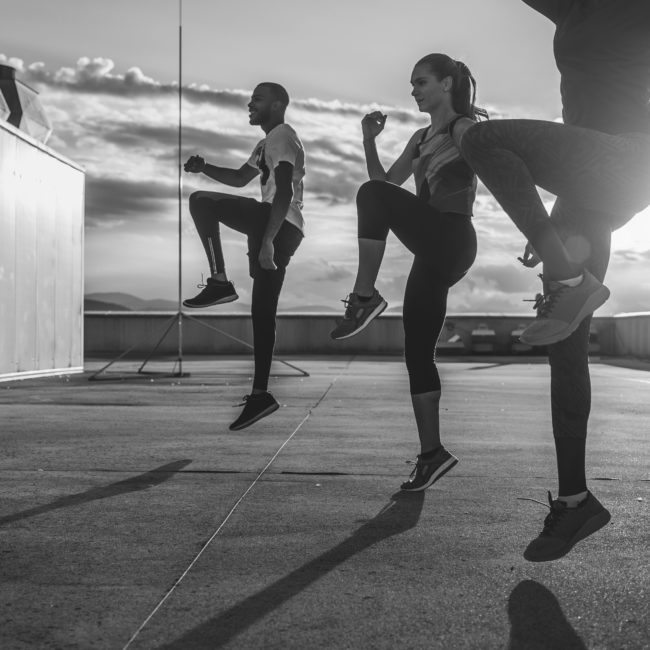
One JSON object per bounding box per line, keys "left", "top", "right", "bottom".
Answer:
{"left": 412, "top": 125, "right": 476, "bottom": 216}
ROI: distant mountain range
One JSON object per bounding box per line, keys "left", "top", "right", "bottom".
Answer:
{"left": 85, "top": 293, "right": 179, "bottom": 311}
{"left": 84, "top": 292, "right": 338, "bottom": 312}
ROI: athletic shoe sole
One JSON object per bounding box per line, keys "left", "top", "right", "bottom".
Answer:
{"left": 524, "top": 508, "right": 611, "bottom": 562}
{"left": 331, "top": 300, "right": 388, "bottom": 340}
{"left": 229, "top": 401, "right": 279, "bottom": 431}
{"left": 182, "top": 293, "right": 239, "bottom": 309}
{"left": 400, "top": 456, "right": 458, "bottom": 492}
{"left": 520, "top": 284, "right": 609, "bottom": 346}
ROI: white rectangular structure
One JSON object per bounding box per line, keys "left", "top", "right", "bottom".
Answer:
{"left": 0, "top": 121, "right": 84, "bottom": 381}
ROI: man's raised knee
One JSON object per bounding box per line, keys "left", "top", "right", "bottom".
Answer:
{"left": 188, "top": 191, "right": 204, "bottom": 214}
{"left": 189, "top": 191, "right": 224, "bottom": 218}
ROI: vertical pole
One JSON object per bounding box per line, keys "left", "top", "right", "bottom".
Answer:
{"left": 177, "top": 0, "right": 184, "bottom": 375}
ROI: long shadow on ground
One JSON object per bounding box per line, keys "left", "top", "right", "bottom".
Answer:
{"left": 0, "top": 459, "right": 192, "bottom": 526}
{"left": 158, "top": 490, "right": 425, "bottom": 649}
{"left": 508, "top": 579, "right": 587, "bottom": 649}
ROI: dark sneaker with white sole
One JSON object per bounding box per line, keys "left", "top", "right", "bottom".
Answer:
{"left": 229, "top": 392, "right": 280, "bottom": 431}
{"left": 522, "top": 491, "right": 611, "bottom": 562}
{"left": 519, "top": 270, "right": 609, "bottom": 346}
{"left": 183, "top": 278, "right": 238, "bottom": 308}
{"left": 400, "top": 446, "right": 458, "bottom": 492}
{"left": 330, "top": 289, "right": 387, "bottom": 340}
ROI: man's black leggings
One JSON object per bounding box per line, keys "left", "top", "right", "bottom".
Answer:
{"left": 357, "top": 180, "right": 477, "bottom": 395}
{"left": 188, "top": 192, "right": 303, "bottom": 392}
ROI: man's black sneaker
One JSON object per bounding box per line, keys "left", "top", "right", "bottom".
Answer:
{"left": 400, "top": 446, "right": 458, "bottom": 492}
{"left": 229, "top": 392, "right": 280, "bottom": 431}
{"left": 523, "top": 491, "right": 611, "bottom": 562}
{"left": 183, "top": 278, "right": 238, "bottom": 308}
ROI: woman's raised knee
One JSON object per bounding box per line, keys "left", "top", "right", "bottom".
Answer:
{"left": 356, "top": 179, "right": 390, "bottom": 206}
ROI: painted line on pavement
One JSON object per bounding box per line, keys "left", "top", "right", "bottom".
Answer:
{"left": 122, "top": 373, "right": 343, "bottom": 650}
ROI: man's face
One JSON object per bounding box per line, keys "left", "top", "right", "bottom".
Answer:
{"left": 248, "top": 85, "right": 276, "bottom": 125}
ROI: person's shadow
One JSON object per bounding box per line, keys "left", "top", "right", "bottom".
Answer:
{"left": 508, "top": 579, "right": 587, "bottom": 649}
{"left": 0, "top": 459, "right": 193, "bottom": 526}
{"left": 158, "top": 490, "right": 425, "bottom": 649}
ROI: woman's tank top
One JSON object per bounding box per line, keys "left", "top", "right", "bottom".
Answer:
{"left": 412, "top": 124, "right": 477, "bottom": 215}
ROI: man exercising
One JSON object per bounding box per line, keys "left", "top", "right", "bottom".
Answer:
{"left": 184, "top": 82, "right": 305, "bottom": 431}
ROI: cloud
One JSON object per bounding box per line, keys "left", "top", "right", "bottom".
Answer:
{"left": 14, "top": 56, "right": 427, "bottom": 127}
{"left": 305, "top": 137, "right": 365, "bottom": 166}
{"left": 85, "top": 175, "right": 177, "bottom": 226}
{"left": 307, "top": 169, "right": 367, "bottom": 205}
{"left": 305, "top": 259, "right": 355, "bottom": 282}
{"left": 0, "top": 54, "right": 26, "bottom": 72}
{"left": 296, "top": 97, "right": 420, "bottom": 124}
{"left": 612, "top": 249, "right": 650, "bottom": 263}
{"left": 5, "top": 52, "right": 649, "bottom": 312}
{"left": 92, "top": 121, "right": 259, "bottom": 161}
{"left": 467, "top": 263, "right": 537, "bottom": 294}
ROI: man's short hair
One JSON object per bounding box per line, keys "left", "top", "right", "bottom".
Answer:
{"left": 257, "top": 82, "right": 290, "bottom": 108}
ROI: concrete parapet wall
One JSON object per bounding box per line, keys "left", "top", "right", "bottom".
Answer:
{"left": 84, "top": 312, "right": 405, "bottom": 356}
{"left": 0, "top": 121, "right": 84, "bottom": 380}
{"left": 611, "top": 312, "right": 650, "bottom": 357}
{"left": 84, "top": 312, "right": 620, "bottom": 357}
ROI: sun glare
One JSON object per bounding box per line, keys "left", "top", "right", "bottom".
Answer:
{"left": 611, "top": 204, "right": 650, "bottom": 252}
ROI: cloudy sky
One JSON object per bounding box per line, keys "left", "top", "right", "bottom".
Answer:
{"left": 3, "top": 0, "right": 650, "bottom": 313}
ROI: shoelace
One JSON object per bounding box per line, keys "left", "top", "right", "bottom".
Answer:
{"left": 523, "top": 281, "right": 567, "bottom": 319}
{"left": 405, "top": 456, "right": 431, "bottom": 479}
{"left": 517, "top": 491, "right": 568, "bottom": 534}
{"left": 196, "top": 273, "right": 207, "bottom": 289}
{"left": 340, "top": 294, "right": 356, "bottom": 319}
{"left": 233, "top": 395, "right": 251, "bottom": 408}
{"left": 405, "top": 458, "right": 419, "bottom": 479}
{"left": 523, "top": 293, "right": 546, "bottom": 317}
{"left": 524, "top": 273, "right": 568, "bottom": 318}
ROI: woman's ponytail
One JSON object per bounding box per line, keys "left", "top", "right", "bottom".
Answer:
{"left": 416, "top": 54, "right": 488, "bottom": 121}
{"left": 452, "top": 59, "right": 489, "bottom": 121}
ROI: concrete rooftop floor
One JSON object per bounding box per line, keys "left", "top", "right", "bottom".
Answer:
{"left": 0, "top": 355, "right": 648, "bottom": 650}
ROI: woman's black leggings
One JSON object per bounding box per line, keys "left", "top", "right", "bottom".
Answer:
{"left": 189, "top": 192, "right": 303, "bottom": 392}
{"left": 357, "top": 180, "right": 477, "bottom": 395}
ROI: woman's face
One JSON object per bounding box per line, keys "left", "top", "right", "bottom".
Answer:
{"left": 410, "top": 63, "right": 452, "bottom": 114}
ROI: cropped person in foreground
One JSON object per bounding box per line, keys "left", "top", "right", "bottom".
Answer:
{"left": 451, "top": 0, "right": 650, "bottom": 561}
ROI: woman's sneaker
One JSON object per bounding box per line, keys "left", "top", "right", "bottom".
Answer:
{"left": 330, "top": 289, "right": 387, "bottom": 340}
{"left": 183, "top": 278, "right": 238, "bottom": 308}
{"left": 523, "top": 491, "right": 611, "bottom": 562}
{"left": 400, "top": 446, "right": 459, "bottom": 492}
{"left": 229, "top": 392, "right": 280, "bottom": 431}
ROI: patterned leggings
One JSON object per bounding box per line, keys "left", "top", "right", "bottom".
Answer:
{"left": 461, "top": 119, "right": 650, "bottom": 439}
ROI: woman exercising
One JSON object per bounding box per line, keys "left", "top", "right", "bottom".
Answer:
{"left": 331, "top": 53, "right": 487, "bottom": 492}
